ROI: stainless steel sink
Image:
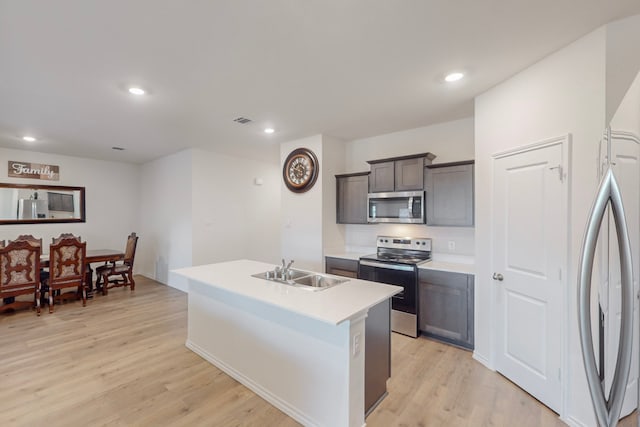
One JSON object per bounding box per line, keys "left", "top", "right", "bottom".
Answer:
{"left": 282, "top": 269, "right": 312, "bottom": 281}
{"left": 251, "top": 269, "right": 348, "bottom": 291}
{"left": 252, "top": 268, "right": 310, "bottom": 281}
{"left": 292, "top": 274, "right": 348, "bottom": 289}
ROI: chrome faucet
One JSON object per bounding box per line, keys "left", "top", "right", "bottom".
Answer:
{"left": 278, "top": 258, "right": 294, "bottom": 280}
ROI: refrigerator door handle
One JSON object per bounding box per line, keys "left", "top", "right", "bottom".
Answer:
{"left": 578, "top": 167, "right": 634, "bottom": 427}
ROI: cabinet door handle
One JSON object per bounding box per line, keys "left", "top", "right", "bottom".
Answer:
{"left": 492, "top": 273, "right": 503, "bottom": 281}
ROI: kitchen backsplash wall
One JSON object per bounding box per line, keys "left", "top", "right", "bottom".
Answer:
{"left": 345, "top": 224, "right": 475, "bottom": 258}
{"left": 341, "top": 117, "right": 476, "bottom": 258}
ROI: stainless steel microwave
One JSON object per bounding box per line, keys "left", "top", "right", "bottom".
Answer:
{"left": 367, "top": 191, "right": 425, "bottom": 224}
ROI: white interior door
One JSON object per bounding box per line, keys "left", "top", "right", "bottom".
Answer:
{"left": 492, "top": 140, "right": 566, "bottom": 413}
{"left": 601, "top": 134, "right": 639, "bottom": 416}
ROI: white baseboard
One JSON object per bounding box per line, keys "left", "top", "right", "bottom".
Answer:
{"left": 185, "top": 339, "right": 320, "bottom": 427}
{"left": 166, "top": 281, "right": 187, "bottom": 292}
{"left": 472, "top": 351, "right": 492, "bottom": 370}
{"left": 563, "top": 415, "right": 588, "bottom": 427}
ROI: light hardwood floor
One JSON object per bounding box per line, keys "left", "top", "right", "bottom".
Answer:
{"left": 0, "top": 276, "right": 634, "bottom": 427}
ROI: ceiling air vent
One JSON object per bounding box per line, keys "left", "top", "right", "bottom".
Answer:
{"left": 233, "top": 117, "right": 252, "bottom": 124}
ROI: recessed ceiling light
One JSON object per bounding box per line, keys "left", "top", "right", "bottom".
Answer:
{"left": 264, "top": 128, "right": 275, "bottom": 134}
{"left": 128, "top": 87, "right": 146, "bottom": 95}
{"left": 444, "top": 72, "right": 464, "bottom": 82}
{"left": 22, "top": 136, "right": 36, "bottom": 142}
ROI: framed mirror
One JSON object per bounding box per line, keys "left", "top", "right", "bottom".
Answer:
{"left": 0, "top": 183, "right": 86, "bottom": 224}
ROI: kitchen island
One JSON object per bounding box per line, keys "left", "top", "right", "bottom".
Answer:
{"left": 173, "top": 260, "right": 401, "bottom": 427}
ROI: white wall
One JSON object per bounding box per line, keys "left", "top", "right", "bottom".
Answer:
{"left": 321, "top": 136, "right": 347, "bottom": 256}
{"left": 605, "top": 15, "right": 640, "bottom": 124}
{"left": 0, "top": 147, "right": 139, "bottom": 255}
{"left": 139, "top": 149, "right": 193, "bottom": 291}
{"left": 345, "top": 118, "right": 475, "bottom": 171}
{"left": 341, "top": 118, "right": 476, "bottom": 256}
{"left": 281, "top": 135, "right": 325, "bottom": 271}
{"left": 191, "top": 149, "right": 281, "bottom": 266}
{"left": 140, "top": 148, "right": 281, "bottom": 292}
{"left": 610, "top": 71, "right": 640, "bottom": 133}
{"left": 475, "top": 28, "right": 608, "bottom": 426}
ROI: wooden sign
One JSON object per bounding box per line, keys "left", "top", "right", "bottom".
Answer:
{"left": 8, "top": 161, "right": 60, "bottom": 181}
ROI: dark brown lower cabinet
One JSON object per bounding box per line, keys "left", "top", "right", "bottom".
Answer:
{"left": 325, "top": 256, "right": 358, "bottom": 278}
{"left": 364, "top": 298, "right": 390, "bottom": 416}
{"left": 325, "top": 257, "right": 391, "bottom": 416}
{"left": 418, "top": 269, "right": 474, "bottom": 350}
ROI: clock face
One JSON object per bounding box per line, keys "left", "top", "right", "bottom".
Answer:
{"left": 283, "top": 148, "right": 319, "bottom": 193}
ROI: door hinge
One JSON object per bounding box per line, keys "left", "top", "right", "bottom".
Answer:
{"left": 558, "top": 368, "right": 561, "bottom": 381}
{"left": 549, "top": 165, "right": 563, "bottom": 182}
{"left": 558, "top": 268, "right": 562, "bottom": 280}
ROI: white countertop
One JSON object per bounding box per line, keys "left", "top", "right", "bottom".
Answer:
{"left": 418, "top": 260, "right": 475, "bottom": 275}
{"left": 324, "top": 251, "right": 370, "bottom": 261}
{"left": 173, "top": 259, "right": 402, "bottom": 326}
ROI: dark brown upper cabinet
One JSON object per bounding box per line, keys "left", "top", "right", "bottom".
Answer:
{"left": 425, "top": 160, "right": 474, "bottom": 227}
{"left": 336, "top": 172, "right": 369, "bottom": 224}
{"left": 367, "top": 153, "right": 436, "bottom": 193}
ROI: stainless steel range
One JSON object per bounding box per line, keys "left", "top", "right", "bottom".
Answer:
{"left": 358, "top": 236, "right": 431, "bottom": 338}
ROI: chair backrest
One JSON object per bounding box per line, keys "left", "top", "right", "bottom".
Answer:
{"left": 0, "top": 240, "right": 4, "bottom": 248}
{"left": 49, "top": 236, "right": 86, "bottom": 286}
{"left": 11, "top": 234, "right": 43, "bottom": 248}
{"left": 0, "top": 240, "right": 41, "bottom": 299}
{"left": 124, "top": 233, "right": 139, "bottom": 267}
{"left": 52, "top": 233, "right": 81, "bottom": 245}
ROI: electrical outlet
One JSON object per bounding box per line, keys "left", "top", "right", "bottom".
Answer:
{"left": 448, "top": 241, "right": 456, "bottom": 252}
{"left": 352, "top": 333, "right": 361, "bottom": 356}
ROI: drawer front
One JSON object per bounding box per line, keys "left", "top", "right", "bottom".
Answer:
{"left": 419, "top": 269, "right": 468, "bottom": 288}
{"left": 325, "top": 257, "right": 359, "bottom": 278}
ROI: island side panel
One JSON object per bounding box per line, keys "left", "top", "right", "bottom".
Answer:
{"left": 186, "top": 279, "right": 366, "bottom": 427}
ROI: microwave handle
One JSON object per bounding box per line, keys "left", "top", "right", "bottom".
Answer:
{"left": 408, "top": 197, "right": 413, "bottom": 213}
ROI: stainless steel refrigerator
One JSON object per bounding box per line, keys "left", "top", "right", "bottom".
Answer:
{"left": 17, "top": 198, "right": 48, "bottom": 220}
{"left": 578, "top": 72, "right": 640, "bottom": 426}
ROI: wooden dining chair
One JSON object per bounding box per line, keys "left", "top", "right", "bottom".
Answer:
{"left": 0, "top": 240, "right": 42, "bottom": 315}
{"left": 11, "top": 234, "right": 43, "bottom": 248}
{"left": 6, "top": 235, "right": 46, "bottom": 305}
{"left": 96, "top": 232, "right": 138, "bottom": 295}
{"left": 52, "top": 233, "right": 81, "bottom": 244}
{"left": 44, "top": 234, "right": 86, "bottom": 313}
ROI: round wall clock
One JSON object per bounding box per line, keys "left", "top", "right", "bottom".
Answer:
{"left": 283, "top": 148, "right": 319, "bottom": 193}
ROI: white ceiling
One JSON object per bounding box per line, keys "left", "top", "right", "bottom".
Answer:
{"left": 1, "top": 1, "right": 639, "bottom": 164}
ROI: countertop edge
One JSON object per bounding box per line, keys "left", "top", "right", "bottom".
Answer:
{"left": 173, "top": 260, "right": 402, "bottom": 326}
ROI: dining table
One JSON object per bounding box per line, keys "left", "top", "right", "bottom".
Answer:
{"left": 41, "top": 249, "right": 124, "bottom": 297}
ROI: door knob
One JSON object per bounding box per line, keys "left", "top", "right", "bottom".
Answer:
{"left": 492, "top": 272, "right": 504, "bottom": 281}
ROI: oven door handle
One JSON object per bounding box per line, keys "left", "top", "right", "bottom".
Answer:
{"left": 359, "top": 260, "right": 415, "bottom": 272}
